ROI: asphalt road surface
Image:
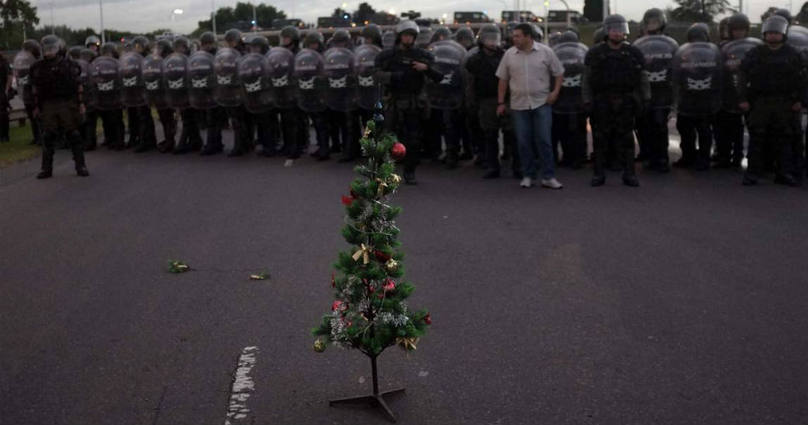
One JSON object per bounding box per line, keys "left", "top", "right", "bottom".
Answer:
{"left": 1, "top": 129, "right": 807, "bottom": 425}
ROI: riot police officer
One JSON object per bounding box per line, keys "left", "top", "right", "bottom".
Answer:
{"left": 583, "top": 14, "right": 650, "bottom": 187}
{"left": 17, "top": 40, "right": 43, "bottom": 146}
{"left": 242, "top": 35, "right": 275, "bottom": 157}
{"left": 295, "top": 32, "right": 329, "bottom": 162}
{"left": 551, "top": 30, "right": 589, "bottom": 169}
{"left": 0, "top": 52, "right": 9, "bottom": 143}
{"left": 152, "top": 39, "right": 177, "bottom": 153}
{"left": 466, "top": 24, "right": 508, "bottom": 178}
{"left": 222, "top": 29, "right": 253, "bottom": 157}
{"left": 172, "top": 36, "right": 204, "bottom": 154}
{"left": 324, "top": 29, "right": 356, "bottom": 159}
{"left": 739, "top": 16, "right": 805, "bottom": 186}
{"left": 95, "top": 42, "right": 125, "bottom": 150}
{"left": 376, "top": 20, "right": 444, "bottom": 184}
{"left": 673, "top": 23, "right": 722, "bottom": 171}
{"left": 716, "top": 13, "right": 757, "bottom": 168}
{"left": 198, "top": 31, "right": 227, "bottom": 155}
{"left": 352, "top": 29, "right": 384, "bottom": 161}
{"left": 127, "top": 35, "right": 157, "bottom": 152}
{"left": 30, "top": 35, "right": 88, "bottom": 178}
{"left": 634, "top": 8, "right": 678, "bottom": 172}
{"left": 279, "top": 26, "right": 305, "bottom": 162}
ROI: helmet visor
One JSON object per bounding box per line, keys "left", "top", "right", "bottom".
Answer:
{"left": 605, "top": 21, "right": 629, "bottom": 36}
{"left": 479, "top": 31, "right": 501, "bottom": 48}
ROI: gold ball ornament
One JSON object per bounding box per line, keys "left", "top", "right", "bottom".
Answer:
{"left": 313, "top": 339, "right": 327, "bottom": 353}
{"left": 390, "top": 174, "right": 402, "bottom": 184}
{"left": 385, "top": 258, "right": 399, "bottom": 272}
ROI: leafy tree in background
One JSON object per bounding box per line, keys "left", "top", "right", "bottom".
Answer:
{"left": 670, "top": 0, "right": 730, "bottom": 22}
{"left": 1, "top": 0, "right": 39, "bottom": 50}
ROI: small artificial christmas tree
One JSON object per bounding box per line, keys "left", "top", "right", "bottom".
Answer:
{"left": 312, "top": 106, "right": 431, "bottom": 422}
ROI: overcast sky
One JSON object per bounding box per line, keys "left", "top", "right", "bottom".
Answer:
{"left": 32, "top": 0, "right": 797, "bottom": 34}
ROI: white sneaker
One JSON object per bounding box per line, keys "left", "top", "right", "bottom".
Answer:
{"left": 541, "top": 178, "right": 563, "bottom": 189}
{"left": 520, "top": 177, "right": 532, "bottom": 188}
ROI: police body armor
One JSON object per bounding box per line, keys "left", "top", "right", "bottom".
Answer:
{"left": 673, "top": 42, "right": 722, "bottom": 116}
{"left": 188, "top": 51, "right": 217, "bottom": 110}
{"left": 294, "top": 48, "right": 327, "bottom": 113}
{"left": 119, "top": 52, "right": 146, "bottom": 107}
{"left": 73, "top": 58, "right": 93, "bottom": 109}
{"left": 90, "top": 55, "right": 121, "bottom": 111}
{"left": 213, "top": 47, "right": 243, "bottom": 107}
{"left": 354, "top": 44, "right": 382, "bottom": 111}
{"left": 745, "top": 44, "right": 805, "bottom": 99}
{"left": 13, "top": 51, "right": 36, "bottom": 105}
{"left": 142, "top": 54, "right": 167, "bottom": 108}
{"left": 323, "top": 47, "right": 357, "bottom": 112}
{"left": 238, "top": 52, "right": 272, "bottom": 114}
{"left": 266, "top": 47, "right": 296, "bottom": 109}
{"left": 721, "top": 37, "right": 763, "bottom": 113}
{"left": 426, "top": 40, "right": 465, "bottom": 110}
{"left": 163, "top": 52, "right": 189, "bottom": 109}
{"left": 552, "top": 41, "right": 588, "bottom": 114}
{"left": 588, "top": 43, "right": 643, "bottom": 96}
{"left": 633, "top": 34, "right": 679, "bottom": 109}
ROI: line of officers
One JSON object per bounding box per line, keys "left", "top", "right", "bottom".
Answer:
{"left": 11, "top": 10, "right": 808, "bottom": 186}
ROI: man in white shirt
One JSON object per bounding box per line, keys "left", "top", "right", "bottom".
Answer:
{"left": 496, "top": 23, "right": 565, "bottom": 189}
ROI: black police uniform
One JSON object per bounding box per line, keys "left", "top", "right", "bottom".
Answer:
{"left": 29, "top": 55, "right": 88, "bottom": 177}
{"left": 0, "top": 54, "right": 9, "bottom": 142}
{"left": 738, "top": 43, "right": 806, "bottom": 184}
{"left": 466, "top": 46, "right": 511, "bottom": 176}
{"left": 583, "top": 41, "right": 650, "bottom": 185}
{"left": 376, "top": 43, "right": 443, "bottom": 182}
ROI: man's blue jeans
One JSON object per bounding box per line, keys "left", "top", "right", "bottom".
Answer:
{"left": 511, "top": 104, "right": 555, "bottom": 180}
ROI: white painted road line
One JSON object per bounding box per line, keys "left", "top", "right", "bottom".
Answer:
{"left": 224, "top": 346, "right": 259, "bottom": 425}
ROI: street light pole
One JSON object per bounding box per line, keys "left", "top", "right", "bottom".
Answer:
{"left": 211, "top": 0, "right": 216, "bottom": 35}
{"left": 99, "top": 0, "right": 105, "bottom": 43}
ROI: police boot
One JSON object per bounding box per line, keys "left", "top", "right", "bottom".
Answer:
{"left": 742, "top": 173, "right": 758, "bottom": 186}
{"left": 622, "top": 174, "right": 640, "bottom": 187}
{"left": 156, "top": 140, "right": 175, "bottom": 153}
{"left": 445, "top": 151, "right": 459, "bottom": 169}
{"left": 173, "top": 141, "right": 193, "bottom": 155}
{"left": 590, "top": 174, "right": 606, "bottom": 187}
{"left": 404, "top": 168, "right": 417, "bottom": 185}
{"left": 200, "top": 143, "right": 223, "bottom": 156}
{"left": 133, "top": 141, "right": 154, "bottom": 153}
{"left": 774, "top": 174, "right": 801, "bottom": 187}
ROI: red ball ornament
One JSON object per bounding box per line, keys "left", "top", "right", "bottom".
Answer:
{"left": 374, "top": 250, "right": 392, "bottom": 262}
{"left": 424, "top": 313, "right": 432, "bottom": 325}
{"left": 391, "top": 142, "right": 407, "bottom": 160}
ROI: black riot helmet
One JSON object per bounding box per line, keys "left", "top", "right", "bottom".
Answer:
{"left": 382, "top": 30, "right": 395, "bottom": 49}
{"left": 249, "top": 35, "right": 270, "bottom": 54}
{"left": 199, "top": 31, "right": 216, "bottom": 47}
{"left": 22, "top": 39, "right": 42, "bottom": 58}
{"left": 41, "top": 35, "right": 64, "bottom": 58}
{"left": 329, "top": 29, "right": 351, "bottom": 48}
{"left": 79, "top": 48, "right": 96, "bottom": 62}
{"left": 477, "top": 24, "right": 502, "bottom": 49}
{"left": 155, "top": 38, "right": 173, "bottom": 57}
{"left": 455, "top": 26, "right": 475, "bottom": 48}
{"left": 431, "top": 26, "right": 452, "bottom": 43}
{"left": 641, "top": 8, "right": 667, "bottom": 34}
{"left": 68, "top": 45, "right": 83, "bottom": 60}
{"left": 775, "top": 8, "right": 793, "bottom": 23}
{"left": 762, "top": 15, "right": 789, "bottom": 39}
{"left": 224, "top": 28, "right": 243, "bottom": 48}
{"left": 132, "top": 36, "right": 150, "bottom": 55}
{"left": 173, "top": 36, "right": 190, "bottom": 55}
{"left": 100, "top": 42, "right": 119, "bottom": 58}
{"left": 85, "top": 35, "right": 101, "bottom": 49}
{"left": 396, "top": 20, "right": 419, "bottom": 39}
{"left": 558, "top": 29, "right": 579, "bottom": 44}
{"left": 604, "top": 14, "right": 629, "bottom": 38}
{"left": 360, "top": 24, "right": 382, "bottom": 47}
{"left": 529, "top": 23, "right": 544, "bottom": 41}
{"left": 686, "top": 23, "right": 710, "bottom": 42}
{"left": 280, "top": 26, "right": 300, "bottom": 48}
{"left": 303, "top": 31, "right": 325, "bottom": 51}
{"left": 548, "top": 31, "right": 562, "bottom": 46}
{"left": 593, "top": 26, "right": 606, "bottom": 43}
{"left": 727, "top": 13, "right": 751, "bottom": 37}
